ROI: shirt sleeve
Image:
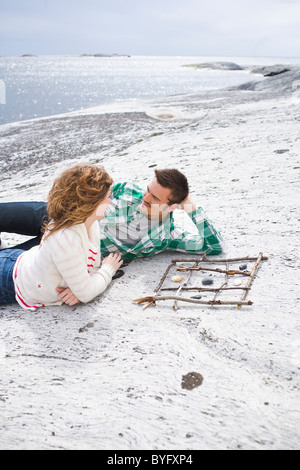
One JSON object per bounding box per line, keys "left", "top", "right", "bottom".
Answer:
{"left": 48, "top": 229, "right": 117, "bottom": 303}
{"left": 168, "top": 207, "right": 224, "bottom": 255}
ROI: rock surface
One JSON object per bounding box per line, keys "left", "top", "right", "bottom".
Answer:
{"left": 184, "top": 61, "right": 244, "bottom": 70}
{"left": 0, "top": 65, "right": 299, "bottom": 450}
{"left": 231, "top": 65, "right": 300, "bottom": 92}
{"left": 250, "top": 65, "right": 291, "bottom": 77}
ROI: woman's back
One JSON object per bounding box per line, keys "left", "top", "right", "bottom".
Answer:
{"left": 13, "top": 222, "right": 115, "bottom": 310}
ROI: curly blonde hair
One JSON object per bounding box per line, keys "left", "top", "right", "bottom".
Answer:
{"left": 43, "top": 163, "right": 113, "bottom": 239}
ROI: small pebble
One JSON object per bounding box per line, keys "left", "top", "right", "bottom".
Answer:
{"left": 239, "top": 264, "right": 247, "bottom": 271}
{"left": 191, "top": 295, "right": 202, "bottom": 299}
{"left": 172, "top": 275, "right": 184, "bottom": 283}
{"left": 233, "top": 279, "right": 243, "bottom": 286}
{"left": 78, "top": 322, "right": 95, "bottom": 333}
{"left": 202, "top": 277, "right": 213, "bottom": 286}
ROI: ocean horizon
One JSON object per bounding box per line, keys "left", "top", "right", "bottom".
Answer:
{"left": 1, "top": 54, "right": 300, "bottom": 126}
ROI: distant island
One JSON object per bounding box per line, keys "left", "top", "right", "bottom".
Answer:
{"left": 19, "top": 53, "right": 130, "bottom": 58}
{"left": 80, "top": 53, "right": 130, "bottom": 58}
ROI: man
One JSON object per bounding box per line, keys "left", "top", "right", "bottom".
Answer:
{"left": 0, "top": 169, "right": 224, "bottom": 258}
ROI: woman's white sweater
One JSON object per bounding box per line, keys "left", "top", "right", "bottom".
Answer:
{"left": 13, "top": 221, "right": 116, "bottom": 311}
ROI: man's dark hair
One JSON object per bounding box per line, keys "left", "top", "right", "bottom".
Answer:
{"left": 154, "top": 168, "right": 189, "bottom": 205}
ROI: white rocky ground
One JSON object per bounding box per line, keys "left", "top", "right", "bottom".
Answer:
{"left": 0, "top": 66, "right": 299, "bottom": 450}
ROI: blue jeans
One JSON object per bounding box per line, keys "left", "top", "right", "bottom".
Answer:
{"left": 0, "top": 201, "right": 48, "bottom": 250}
{"left": 0, "top": 249, "right": 24, "bottom": 305}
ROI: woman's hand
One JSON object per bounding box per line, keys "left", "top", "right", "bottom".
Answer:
{"left": 101, "top": 253, "right": 123, "bottom": 271}
{"left": 56, "top": 287, "right": 80, "bottom": 306}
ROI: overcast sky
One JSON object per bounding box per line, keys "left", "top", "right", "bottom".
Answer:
{"left": 1, "top": 0, "right": 299, "bottom": 57}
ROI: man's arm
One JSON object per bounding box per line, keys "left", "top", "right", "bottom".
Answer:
{"left": 168, "top": 195, "right": 224, "bottom": 255}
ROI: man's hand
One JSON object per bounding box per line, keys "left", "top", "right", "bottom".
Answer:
{"left": 177, "top": 194, "right": 197, "bottom": 213}
{"left": 56, "top": 287, "right": 80, "bottom": 306}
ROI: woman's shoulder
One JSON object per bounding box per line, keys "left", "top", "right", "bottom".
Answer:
{"left": 46, "top": 224, "right": 85, "bottom": 246}
{"left": 44, "top": 223, "right": 100, "bottom": 251}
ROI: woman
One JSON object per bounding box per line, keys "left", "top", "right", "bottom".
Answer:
{"left": 0, "top": 163, "right": 123, "bottom": 310}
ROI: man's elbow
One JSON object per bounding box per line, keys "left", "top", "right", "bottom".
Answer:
{"left": 213, "top": 245, "right": 223, "bottom": 255}
{"left": 207, "top": 240, "right": 224, "bottom": 255}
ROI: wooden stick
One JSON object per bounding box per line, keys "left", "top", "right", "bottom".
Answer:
{"left": 176, "top": 266, "right": 251, "bottom": 276}
{"left": 212, "top": 262, "right": 229, "bottom": 303}
{"left": 237, "top": 252, "right": 264, "bottom": 308}
{"left": 142, "top": 261, "right": 176, "bottom": 310}
{"left": 155, "top": 262, "right": 175, "bottom": 293}
{"left": 172, "top": 256, "right": 269, "bottom": 263}
{"left": 173, "top": 260, "right": 200, "bottom": 311}
{"left": 161, "top": 286, "right": 248, "bottom": 291}
{"left": 142, "top": 299, "right": 156, "bottom": 310}
{"left": 133, "top": 295, "right": 253, "bottom": 306}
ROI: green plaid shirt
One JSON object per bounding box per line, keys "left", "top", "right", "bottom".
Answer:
{"left": 99, "top": 182, "right": 224, "bottom": 260}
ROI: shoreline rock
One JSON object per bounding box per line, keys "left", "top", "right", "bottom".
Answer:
{"left": 183, "top": 61, "right": 244, "bottom": 71}
{"left": 229, "top": 65, "right": 300, "bottom": 93}
{"left": 250, "top": 65, "right": 291, "bottom": 77}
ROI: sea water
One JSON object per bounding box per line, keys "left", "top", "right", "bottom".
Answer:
{"left": 0, "top": 54, "right": 293, "bottom": 126}
{"left": 1, "top": 55, "right": 300, "bottom": 126}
